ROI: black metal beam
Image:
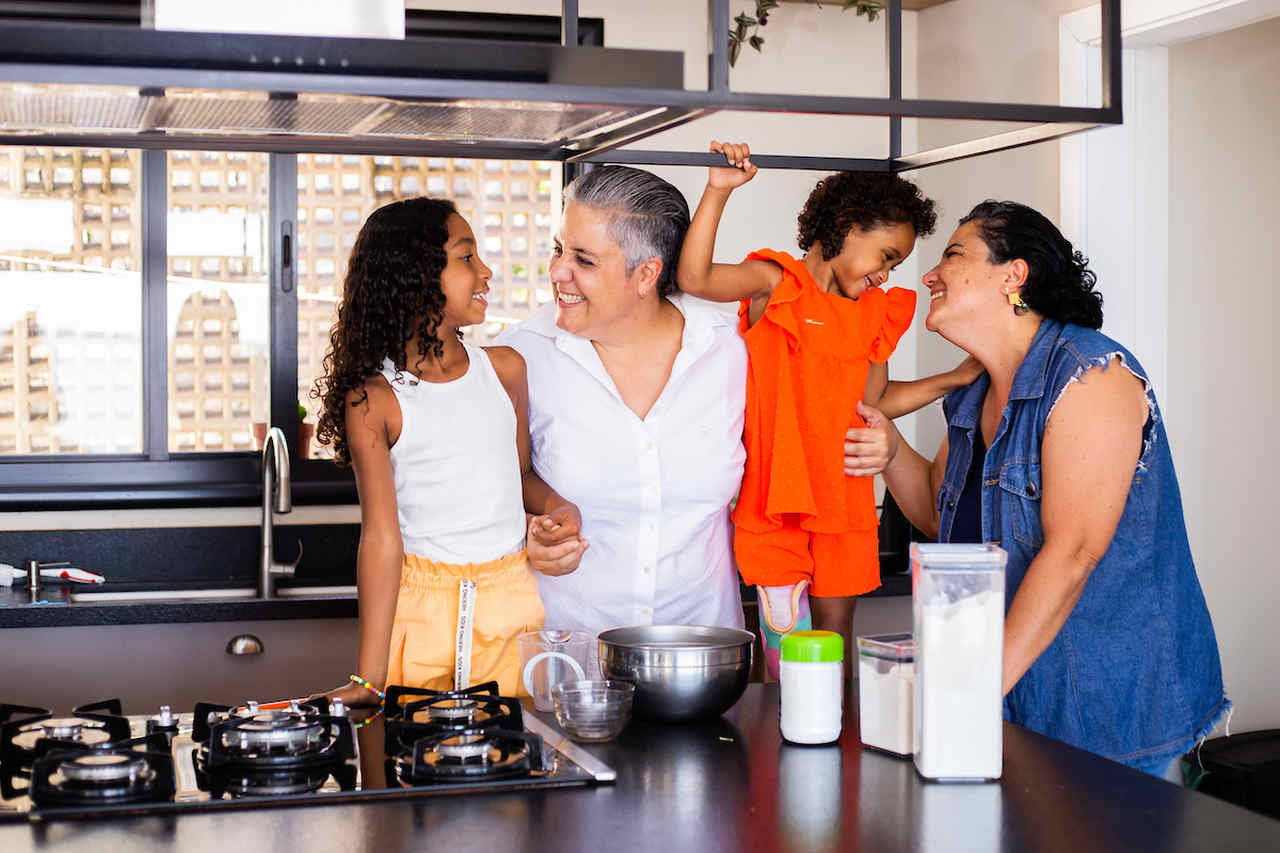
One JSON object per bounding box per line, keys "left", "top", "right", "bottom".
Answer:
{"left": 887, "top": 0, "right": 902, "bottom": 160}
{"left": 561, "top": 0, "right": 578, "bottom": 49}
{"left": 892, "top": 122, "right": 1102, "bottom": 172}
{"left": 575, "top": 150, "right": 892, "bottom": 173}
{"left": 708, "top": 0, "right": 729, "bottom": 94}
{"left": 268, "top": 153, "right": 299, "bottom": 460}
{"left": 140, "top": 148, "right": 167, "bottom": 461}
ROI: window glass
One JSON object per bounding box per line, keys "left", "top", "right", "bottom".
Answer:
{"left": 295, "top": 156, "right": 561, "bottom": 457}
{"left": 166, "top": 151, "right": 270, "bottom": 454}
{"left": 0, "top": 146, "right": 142, "bottom": 454}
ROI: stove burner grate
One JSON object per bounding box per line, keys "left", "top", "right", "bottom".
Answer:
{"left": 28, "top": 734, "right": 175, "bottom": 808}
{"left": 396, "top": 725, "right": 545, "bottom": 785}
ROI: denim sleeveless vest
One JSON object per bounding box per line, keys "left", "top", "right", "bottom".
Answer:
{"left": 937, "top": 319, "right": 1229, "bottom": 769}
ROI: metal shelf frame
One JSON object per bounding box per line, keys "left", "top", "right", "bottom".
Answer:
{"left": 0, "top": 0, "right": 1122, "bottom": 172}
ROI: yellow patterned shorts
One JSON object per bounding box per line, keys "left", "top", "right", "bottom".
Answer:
{"left": 385, "top": 550, "right": 545, "bottom": 698}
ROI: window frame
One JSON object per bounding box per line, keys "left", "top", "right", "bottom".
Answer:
{"left": 0, "top": 150, "right": 355, "bottom": 509}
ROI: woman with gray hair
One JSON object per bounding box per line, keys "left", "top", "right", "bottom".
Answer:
{"left": 498, "top": 165, "right": 748, "bottom": 636}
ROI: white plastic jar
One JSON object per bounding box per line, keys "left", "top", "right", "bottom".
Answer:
{"left": 779, "top": 630, "right": 844, "bottom": 744}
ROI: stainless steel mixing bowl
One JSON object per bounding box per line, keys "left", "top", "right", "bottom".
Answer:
{"left": 597, "top": 625, "right": 754, "bottom": 721}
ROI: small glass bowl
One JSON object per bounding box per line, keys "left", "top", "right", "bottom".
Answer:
{"left": 550, "top": 679, "right": 635, "bottom": 743}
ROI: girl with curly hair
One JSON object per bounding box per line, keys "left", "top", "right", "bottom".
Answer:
{"left": 312, "top": 197, "right": 582, "bottom": 707}
{"left": 678, "top": 142, "right": 980, "bottom": 678}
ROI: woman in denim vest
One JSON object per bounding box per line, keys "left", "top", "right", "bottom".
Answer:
{"left": 849, "top": 201, "right": 1229, "bottom": 778}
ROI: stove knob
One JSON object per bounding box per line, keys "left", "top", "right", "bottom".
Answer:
{"left": 148, "top": 704, "right": 179, "bottom": 734}
{"left": 289, "top": 699, "right": 302, "bottom": 713}
{"left": 157, "top": 705, "right": 174, "bottom": 726}
{"left": 330, "top": 697, "right": 347, "bottom": 717}
{"left": 246, "top": 700, "right": 260, "bottom": 713}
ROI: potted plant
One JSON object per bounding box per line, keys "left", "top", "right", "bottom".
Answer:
{"left": 297, "top": 402, "right": 313, "bottom": 459}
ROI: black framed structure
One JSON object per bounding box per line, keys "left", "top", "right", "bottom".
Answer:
{"left": 0, "top": 1, "right": 1123, "bottom": 509}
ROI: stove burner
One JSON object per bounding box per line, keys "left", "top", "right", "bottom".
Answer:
{"left": 383, "top": 683, "right": 523, "bottom": 756}
{"left": 58, "top": 752, "right": 152, "bottom": 785}
{"left": 434, "top": 733, "right": 494, "bottom": 762}
{"left": 1, "top": 700, "right": 132, "bottom": 796}
{"left": 193, "top": 700, "right": 357, "bottom": 777}
{"left": 28, "top": 735, "right": 175, "bottom": 808}
{"left": 425, "top": 700, "right": 479, "bottom": 723}
{"left": 218, "top": 712, "right": 325, "bottom": 755}
{"left": 396, "top": 725, "right": 545, "bottom": 785}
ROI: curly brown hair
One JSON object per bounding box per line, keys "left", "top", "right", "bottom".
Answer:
{"left": 797, "top": 172, "right": 937, "bottom": 261}
{"left": 313, "top": 197, "right": 458, "bottom": 467}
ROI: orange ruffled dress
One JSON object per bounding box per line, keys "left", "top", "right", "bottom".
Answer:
{"left": 732, "top": 249, "right": 915, "bottom": 597}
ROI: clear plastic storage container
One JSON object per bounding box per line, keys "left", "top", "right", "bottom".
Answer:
{"left": 911, "top": 543, "right": 1007, "bottom": 781}
{"left": 856, "top": 632, "right": 915, "bottom": 757}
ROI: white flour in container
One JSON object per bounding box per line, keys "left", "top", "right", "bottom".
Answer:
{"left": 914, "top": 588, "right": 1004, "bottom": 780}
{"left": 859, "top": 658, "right": 914, "bottom": 756}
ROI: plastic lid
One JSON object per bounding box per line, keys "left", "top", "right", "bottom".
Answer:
{"left": 910, "top": 542, "right": 1008, "bottom": 571}
{"left": 856, "top": 632, "right": 915, "bottom": 662}
{"left": 780, "top": 630, "right": 844, "bottom": 663}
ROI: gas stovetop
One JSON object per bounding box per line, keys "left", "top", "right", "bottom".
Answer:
{"left": 0, "top": 683, "right": 614, "bottom": 823}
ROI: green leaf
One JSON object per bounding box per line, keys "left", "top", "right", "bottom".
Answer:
{"left": 735, "top": 12, "right": 757, "bottom": 28}
{"left": 729, "top": 37, "right": 742, "bottom": 66}
{"left": 749, "top": 35, "right": 764, "bottom": 51}
{"left": 758, "top": 0, "right": 779, "bottom": 10}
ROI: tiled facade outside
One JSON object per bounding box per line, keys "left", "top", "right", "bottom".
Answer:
{"left": 0, "top": 146, "right": 560, "bottom": 457}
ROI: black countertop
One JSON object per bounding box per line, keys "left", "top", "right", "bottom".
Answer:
{"left": 1, "top": 684, "right": 1273, "bottom": 852}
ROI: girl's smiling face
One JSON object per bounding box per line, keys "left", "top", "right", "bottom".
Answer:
{"left": 438, "top": 213, "right": 492, "bottom": 329}
{"left": 826, "top": 221, "right": 917, "bottom": 299}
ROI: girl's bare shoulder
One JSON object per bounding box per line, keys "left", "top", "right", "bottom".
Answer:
{"left": 482, "top": 345, "right": 527, "bottom": 386}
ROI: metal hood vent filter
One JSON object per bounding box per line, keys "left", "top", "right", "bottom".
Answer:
{"left": 0, "top": 84, "right": 666, "bottom": 147}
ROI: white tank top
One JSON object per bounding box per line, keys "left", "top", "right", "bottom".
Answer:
{"left": 379, "top": 343, "right": 526, "bottom": 564}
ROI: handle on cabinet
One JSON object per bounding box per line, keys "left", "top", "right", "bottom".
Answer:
{"left": 226, "top": 634, "right": 265, "bottom": 655}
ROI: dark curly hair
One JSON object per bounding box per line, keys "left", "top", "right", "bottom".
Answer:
{"left": 313, "top": 196, "right": 458, "bottom": 467}
{"left": 797, "top": 172, "right": 937, "bottom": 261}
{"left": 959, "top": 200, "right": 1103, "bottom": 330}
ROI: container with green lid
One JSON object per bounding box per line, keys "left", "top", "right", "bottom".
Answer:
{"left": 779, "top": 629, "right": 843, "bottom": 744}
{"left": 780, "top": 630, "right": 845, "bottom": 663}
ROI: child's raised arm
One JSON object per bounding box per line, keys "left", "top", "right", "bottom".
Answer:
{"left": 677, "top": 141, "right": 781, "bottom": 305}
{"left": 864, "top": 356, "right": 985, "bottom": 419}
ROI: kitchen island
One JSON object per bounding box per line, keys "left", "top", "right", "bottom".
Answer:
{"left": 2, "top": 683, "right": 1273, "bottom": 852}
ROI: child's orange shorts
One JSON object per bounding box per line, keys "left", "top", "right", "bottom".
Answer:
{"left": 734, "top": 518, "right": 881, "bottom": 598}
{"left": 385, "top": 550, "right": 545, "bottom": 697}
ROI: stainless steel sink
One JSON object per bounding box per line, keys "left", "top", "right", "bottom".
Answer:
{"left": 69, "top": 588, "right": 258, "bottom": 603}
{"left": 67, "top": 585, "right": 357, "bottom": 603}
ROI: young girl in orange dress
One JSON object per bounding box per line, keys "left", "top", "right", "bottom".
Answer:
{"left": 678, "top": 142, "right": 980, "bottom": 677}
{"left": 310, "top": 197, "right": 582, "bottom": 708}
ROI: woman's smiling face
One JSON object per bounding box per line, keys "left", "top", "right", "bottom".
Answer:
{"left": 921, "top": 221, "right": 1007, "bottom": 334}
{"left": 549, "top": 202, "right": 637, "bottom": 339}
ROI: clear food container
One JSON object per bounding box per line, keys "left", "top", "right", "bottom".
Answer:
{"left": 856, "top": 632, "right": 915, "bottom": 757}
{"left": 911, "top": 543, "right": 1006, "bottom": 781}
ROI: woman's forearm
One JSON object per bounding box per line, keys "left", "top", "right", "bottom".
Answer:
{"left": 354, "top": 535, "right": 404, "bottom": 686}
{"left": 1000, "top": 540, "right": 1096, "bottom": 695}
{"left": 881, "top": 434, "right": 940, "bottom": 539}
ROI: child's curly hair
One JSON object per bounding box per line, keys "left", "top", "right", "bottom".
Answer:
{"left": 313, "top": 197, "right": 458, "bottom": 467}
{"left": 797, "top": 172, "right": 937, "bottom": 261}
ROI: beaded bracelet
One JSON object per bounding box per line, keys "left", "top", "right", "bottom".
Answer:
{"left": 353, "top": 706, "right": 384, "bottom": 730}
{"left": 348, "top": 673, "right": 386, "bottom": 702}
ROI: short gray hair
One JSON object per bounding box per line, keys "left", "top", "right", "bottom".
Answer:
{"left": 563, "top": 165, "right": 690, "bottom": 297}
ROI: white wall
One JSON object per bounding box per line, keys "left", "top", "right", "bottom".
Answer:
{"left": 1166, "top": 16, "right": 1280, "bottom": 733}
{"left": 911, "top": 0, "right": 1082, "bottom": 455}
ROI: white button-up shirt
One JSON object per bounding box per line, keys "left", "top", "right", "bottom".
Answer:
{"left": 498, "top": 294, "right": 747, "bottom": 636}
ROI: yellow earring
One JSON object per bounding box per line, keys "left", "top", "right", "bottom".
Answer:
{"left": 1006, "top": 290, "right": 1027, "bottom": 309}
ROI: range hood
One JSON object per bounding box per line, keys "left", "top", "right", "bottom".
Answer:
{"left": 0, "top": 19, "right": 699, "bottom": 159}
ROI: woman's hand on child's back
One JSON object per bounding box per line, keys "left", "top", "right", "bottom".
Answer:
{"left": 527, "top": 504, "right": 588, "bottom": 577}
{"left": 844, "top": 401, "right": 896, "bottom": 477}
{"left": 708, "top": 141, "right": 758, "bottom": 191}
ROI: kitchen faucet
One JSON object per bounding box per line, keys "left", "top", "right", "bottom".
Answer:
{"left": 259, "top": 426, "right": 302, "bottom": 599}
